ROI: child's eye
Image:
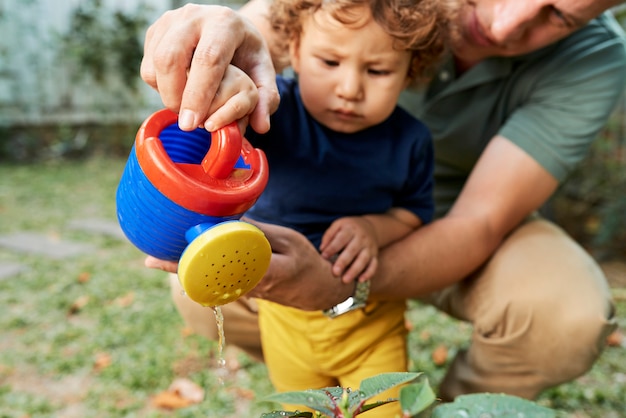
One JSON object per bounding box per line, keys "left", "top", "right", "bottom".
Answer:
{"left": 322, "top": 59, "right": 339, "bottom": 67}
{"left": 368, "top": 68, "right": 390, "bottom": 76}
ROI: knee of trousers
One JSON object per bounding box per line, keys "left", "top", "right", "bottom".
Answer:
{"left": 475, "top": 285, "right": 616, "bottom": 385}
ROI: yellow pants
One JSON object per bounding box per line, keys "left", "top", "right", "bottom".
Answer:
{"left": 258, "top": 299, "right": 408, "bottom": 418}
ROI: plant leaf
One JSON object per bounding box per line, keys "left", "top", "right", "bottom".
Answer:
{"left": 359, "top": 372, "right": 422, "bottom": 399}
{"left": 264, "top": 390, "right": 335, "bottom": 417}
{"left": 399, "top": 379, "right": 436, "bottom": 416}
{"left": 431, "top": 393, "right": 557, "bottom": 418}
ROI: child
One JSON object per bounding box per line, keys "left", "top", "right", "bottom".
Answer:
{"left": 241, "top": 0, "right": 450, "bottom": 415}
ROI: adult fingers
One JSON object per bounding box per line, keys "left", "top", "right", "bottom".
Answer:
{"left": 141, "top": 5, "right": 272, "bottom": 131}
{"left": 144, "top": 256, "right": 178, "bottom": 273}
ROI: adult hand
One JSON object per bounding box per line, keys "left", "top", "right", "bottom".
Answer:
{"left": 141, "top": 4, "right": 280, "bottom": 133}
{"left": 246, "top": 220, "right": 355, "bottom": 311}
{"left": 145, "top": 256, "right": 177, "bottom": 273}
{"left": 145, "top": 221, "right": 354, "bottom": 311}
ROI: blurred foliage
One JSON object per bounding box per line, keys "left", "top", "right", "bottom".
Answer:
{"left": 59, "top": 0, "right": 152, "bottom": 91}
{"left": 0, "top": 123, "right": 137, "bottom": 162}
{"left": 550, "top": 107, "right": 626, "bottom": 260}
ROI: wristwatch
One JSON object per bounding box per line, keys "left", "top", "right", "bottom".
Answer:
{"left": 323, "top": 280, "right": 371, "bottom": 318}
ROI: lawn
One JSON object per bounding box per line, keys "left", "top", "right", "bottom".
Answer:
{"left": 0, "top": 157, "right": 624, "bottom": 417}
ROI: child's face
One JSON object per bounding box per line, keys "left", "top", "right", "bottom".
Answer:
{"left": 290, "top": 7, "right": 412, "bottom": 134}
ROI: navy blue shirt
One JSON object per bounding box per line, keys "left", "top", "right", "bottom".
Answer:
{"left": 246, "top": 76, "right": 434, "bottom": 248}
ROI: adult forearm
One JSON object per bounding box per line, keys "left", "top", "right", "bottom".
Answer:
{"left": 370, "top": 215, "right": 501, "bottom": 300}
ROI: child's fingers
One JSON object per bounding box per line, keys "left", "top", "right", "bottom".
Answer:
{"left": 204, "top": 89, "right": 259, "bottom": 131}
{"left": 320, "top": 227, "right": 350, "bottom": 259}
{"left": 356, "top": 258, "right": 377, "bottom": 283}
{"left": 330, "top": 248, "right": 352, "bottom": 276}
{"left": 201, "top": 64, "right": 259, "bottom": 131}
{"left": 337, "top": 250, "right": 371, "bottom": 283}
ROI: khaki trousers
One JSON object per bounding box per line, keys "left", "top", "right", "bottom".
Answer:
{"left": 168, "top": 218, "right": 616, "bottom": 400}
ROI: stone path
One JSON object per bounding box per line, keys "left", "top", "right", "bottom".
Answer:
{"left": 0, "top": 218, "right": 124, "bottom": 280}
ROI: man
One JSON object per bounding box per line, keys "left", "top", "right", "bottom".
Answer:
{"left": 141, "top": 0, "right": 626, "bottom": 400}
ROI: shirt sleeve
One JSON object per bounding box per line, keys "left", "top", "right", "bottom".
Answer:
{"left": 500, "top": 14, "right": 626, "bottom": 181}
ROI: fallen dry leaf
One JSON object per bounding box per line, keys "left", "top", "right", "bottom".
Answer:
{"left": 152, "top": 391, "right": 194, "bottom": 410}
{"left": 114, "top": 292, "right": 134, "bottom": 307}
{"left": 606, "top": 330, "right": 624, "bottom": 347}
{"left": 93, "top": 352, "right": 112, "bottom": 372}
{"left": 432, "top": 344, "right": 448, "bottom": 366}
{"left": 152, "top": 377, "right": 205, "bottom": 410}
{"left": 77, "top": 271, "right": 91, "bottom": 283}
{"left": 68, "top": 295, "right": 90, "bottom": 315}
{"left": 169, "top": 377, "right": 205, "bottom": 403}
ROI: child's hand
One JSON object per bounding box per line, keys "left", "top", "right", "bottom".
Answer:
{"left": 202, "top": 64, "right": 260, "bottom": 132}
{"left": 319, "top": 217, "right": 378, "bottom": 284}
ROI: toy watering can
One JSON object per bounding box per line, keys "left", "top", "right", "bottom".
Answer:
{"left": 116, "top": 109, "right": 271, "bottom": 307}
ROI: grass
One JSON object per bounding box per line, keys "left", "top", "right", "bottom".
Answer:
{"left": 0, "top": 156, "right": 624, "bottom": 417}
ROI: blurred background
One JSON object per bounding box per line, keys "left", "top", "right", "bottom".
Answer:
{"left": 1, "top": 0, "right": 625, "bottom": 258}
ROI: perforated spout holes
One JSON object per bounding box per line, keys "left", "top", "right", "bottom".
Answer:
{"left": 177, "top": 222, "right": 271, "bottom": 307}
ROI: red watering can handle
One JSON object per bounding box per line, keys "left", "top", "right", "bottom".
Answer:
{"left": 201, "top": 122, "right": 242, "bottom": 179}
{"left": 135, "top": 108, "right": 269, "bottom": 216}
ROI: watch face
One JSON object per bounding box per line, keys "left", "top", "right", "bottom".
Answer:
{"left": 323, "top": 280, "right": 370, "bottom": 318}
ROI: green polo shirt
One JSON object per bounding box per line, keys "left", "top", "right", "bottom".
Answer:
{"left": 399, "top": 12, "right": 626, "bottom": 218}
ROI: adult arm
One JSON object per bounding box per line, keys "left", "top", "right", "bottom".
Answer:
{"left": 370, "top": 136, "right": 558, "bottom": 299}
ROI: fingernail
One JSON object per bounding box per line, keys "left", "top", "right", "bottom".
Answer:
{"left": 204, "top": 120, "right": 215, "bottom": 132}
{"left": 178, "top": 109, "right": 195, "bottom": 131}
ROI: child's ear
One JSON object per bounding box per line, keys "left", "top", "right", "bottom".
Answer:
{"left": 289, "top": 40, "right": 301, "bottom": 73}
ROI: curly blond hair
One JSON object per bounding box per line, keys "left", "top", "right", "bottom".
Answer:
{"left": 269, "top": 0, "right": 457, "bottom": 84}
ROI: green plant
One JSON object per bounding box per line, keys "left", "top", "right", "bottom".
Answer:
{"left": 260, "top": 372, "right": 557, "bottom": 418}
{"left": 261, "top": 372, "right": 434, "bottom": 418}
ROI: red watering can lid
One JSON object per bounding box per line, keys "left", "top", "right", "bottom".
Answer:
{"left": 135, "top": 109, "right": 268, "bottom": 217}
